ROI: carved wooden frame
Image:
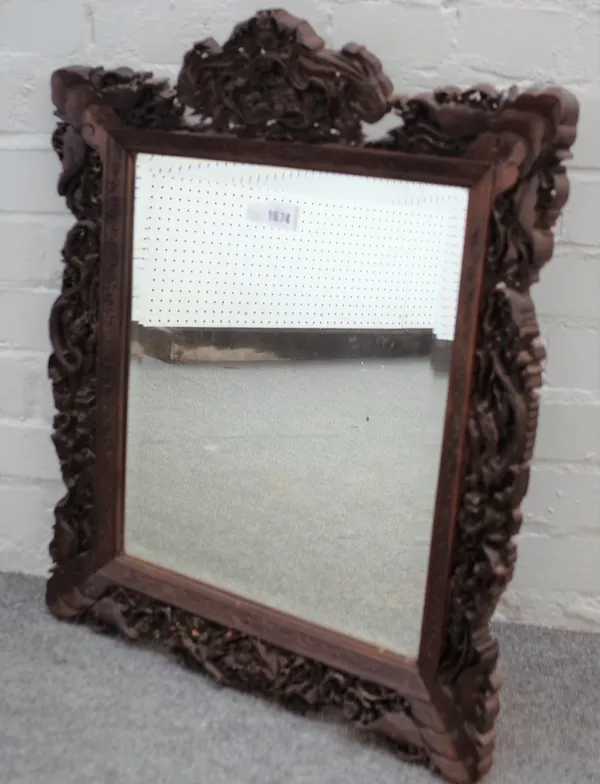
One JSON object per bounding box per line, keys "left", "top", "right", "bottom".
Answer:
{"left": 46, "top": 10, "right": 578, "bottom": 784}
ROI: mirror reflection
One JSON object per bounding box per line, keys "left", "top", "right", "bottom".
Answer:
{"left": 124, "top": 152, "right": 468, "bottom": 658}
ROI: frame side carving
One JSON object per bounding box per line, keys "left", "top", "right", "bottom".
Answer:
{"left": 372, "top": 85, "right": 578, "bottom": 779}
{"left": 48, "top": 67, "right": 182, "bottom": 582}
{"left": 46, "top": 11, "right": 579, "bottom": 784}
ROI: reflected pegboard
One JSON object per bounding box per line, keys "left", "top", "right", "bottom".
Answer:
{"left": 132, "top": 154, "right": 468, "bottom": 339}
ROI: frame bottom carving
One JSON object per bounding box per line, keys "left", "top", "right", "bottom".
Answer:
{"left": 47, "top": 561, "right": 479, "bottom": 783}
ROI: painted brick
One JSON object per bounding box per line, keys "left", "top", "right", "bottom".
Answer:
{"left": 0, "top": 0, "right": 88, "bottom": 58}
{"left": 496, "top": 589, "right": 600, "bottom": 632}
{"left": 330, "top": 4, "right": 455, "bottom": 72}
{"left": 511, "top": 534, "right": 600, "bottom": 593}
{"left": 455, "top": 6, "right": 599, "bottom": 83}
{"left": 0, "top": 53, "right": 89, "bottom": 134}
{"left": 523, "top": 465, "right": 600, "bottom": 536}
{"left": 0, "top": 354, "right": 44, "bottom": 420}
{"left": 0, "top": 484, "right": 43, "bottom": 545}
{"left": 571, "top": 95, "right": 600, "bottom": 170}
{"left": 561, "top": 177, "right": 600, "bottom": 247}
{"left": 540, "top": 323, "right": 600, "bottom": 393}
{"left": 32, "top": 367, "right": 56, "bottom": 425}
{"left": 0, "top": 54, "right": 54, "bottom": 133}
{"left": 89, "top": 0, "right": 198, "bottom": 64}
{"left": 0, "top": 150, "right": 67, "bottom": 215}
{"left": 91, "top": 0, "right": 329, "bottom": 66}
{"left": 0, "top": 423, "right": 59, "bottom": 481}
{"left": 0, "top": 479, "right": 56, "bottom": 574}
{"left": 0, "top": 291, "right": 57, "bottom": 352}
{"left": 566, "top": 595, "right": 600, "bottom": 628}
{"left": 533, "top": 248, "right": 600, "bottom": 319}
{"left": 0, "top": 217, "right": 67, "bottom": 286}
{"left": 0, "top": 538, "right": 50, "bottom": 575}
{"left": 534, "top": 402, "right": 600, "bottom": 463}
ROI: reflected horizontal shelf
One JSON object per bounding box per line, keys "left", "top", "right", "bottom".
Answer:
{"left": 130, "top": 322, "right": 452, "bottom": 370}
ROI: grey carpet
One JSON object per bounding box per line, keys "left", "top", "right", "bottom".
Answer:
{"left": 1, "top": 572, "right": 599, "bottom": 784}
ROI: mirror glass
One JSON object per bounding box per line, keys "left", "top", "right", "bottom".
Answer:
{"left": 124, "top": 152, "right": 469, "bottom": 658}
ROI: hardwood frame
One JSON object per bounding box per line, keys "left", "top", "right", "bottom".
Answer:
{"left": 46, "top": 10, "right": 578, "bottom": 783}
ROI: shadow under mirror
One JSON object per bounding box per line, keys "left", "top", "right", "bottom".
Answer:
{"left": 124, "top": 152, "right": 469, "bottom": 659}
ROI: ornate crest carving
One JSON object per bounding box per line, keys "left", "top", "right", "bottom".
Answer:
{"left": 177, "top": 9, "right": 393, "bottom": 142}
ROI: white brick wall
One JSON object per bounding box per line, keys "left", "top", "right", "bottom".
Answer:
{"left": 0, "top": 0, "right": 598, "bottom": 632}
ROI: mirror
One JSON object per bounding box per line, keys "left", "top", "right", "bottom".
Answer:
{"left": 124, "top": 152, "right": 469, "bottom": 659}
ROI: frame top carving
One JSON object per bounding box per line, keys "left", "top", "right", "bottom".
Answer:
{"left": 177, "top": 8, "right": 393, "bottom": 141}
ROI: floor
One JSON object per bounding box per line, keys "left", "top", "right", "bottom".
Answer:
{"left": 2, "top": 572, "right": 599, "bottom": 784}
{"left": 124, "top": 356, "right": 449, "bottom": 657}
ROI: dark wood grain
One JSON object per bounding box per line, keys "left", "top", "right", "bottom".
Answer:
{"left": 111, "top": 125, "right": 490, "bottom": 186}
{"left": 372, "top": 84, "right": 579, "bottom": 781}
{"left": 419, "top": 168, "right": 495, "bottom": 678}
{"left": 95, "top": 135, "right": 134, "bottom": 561}
{"left": 45, "top": 10, "right": 578, "bottom": 784}
{"left": 104, "top": 554, "right": 428, "bottom": 698}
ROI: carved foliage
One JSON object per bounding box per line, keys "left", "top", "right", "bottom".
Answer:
{"left": 89, "top": 585, "right": 421, "bottom": 737}
{"left": 49, "top": 68, "right": 182, "bottom": 568}
{"left": 177, "top": 9, "right": 393, "bottom": 143}
{"left": 372, "top": 85, "right": 578, "bottom": 766}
